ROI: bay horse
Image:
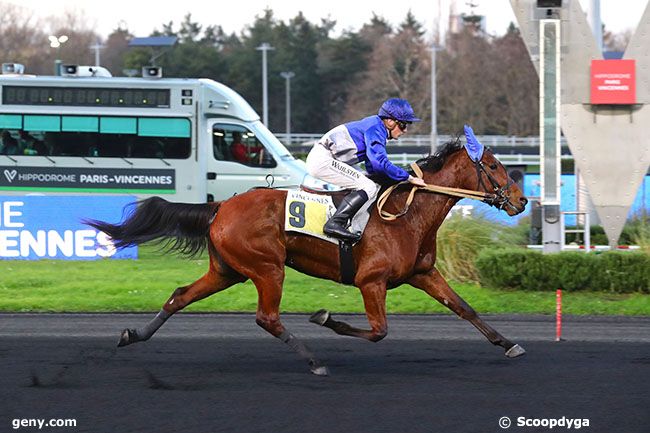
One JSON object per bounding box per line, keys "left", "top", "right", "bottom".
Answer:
{"left": 86, "top": 139, "right": 528, "bottom": 376}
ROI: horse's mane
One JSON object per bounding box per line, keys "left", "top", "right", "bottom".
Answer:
{"left": 413, "top": 135, "right": 463, "bottom": 174}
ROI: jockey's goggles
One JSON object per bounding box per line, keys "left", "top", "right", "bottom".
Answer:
{"left": 395, "top": 120, "right": 411, "bottom": 131}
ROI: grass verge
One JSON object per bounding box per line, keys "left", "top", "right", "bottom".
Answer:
{"left": 0, "top": 246, "right": 648, "bottom": 315}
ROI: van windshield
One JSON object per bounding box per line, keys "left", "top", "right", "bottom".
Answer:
{"left": 249, "top": 121, "right": 294, "bottom": 160}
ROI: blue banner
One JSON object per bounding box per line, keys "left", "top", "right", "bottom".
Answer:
{"left": 0, "top": 195, "right": 137, "bottom": 260}
{"left": 453, "top": 174, "right": 650, "bottom": 225}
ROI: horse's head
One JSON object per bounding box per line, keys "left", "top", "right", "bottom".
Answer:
{"left": 462, "top": 125, "right": 527, "bottom": 216}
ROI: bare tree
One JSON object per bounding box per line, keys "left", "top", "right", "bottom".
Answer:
{"left": 102, "top": 25, "right": 132, "bottom": 76}
{"left": 344, "top": 19, "right": 431, "bottom": 134}
{"left": 0, "top": 3, "right": 102, "bottom": 75}
{"left": 603, "top": 28, "right": 632, "bottom": 52}
{"left": 437, "top": 28, "right": 496, "bottom": 134}
{"left": 0, "top": 2, "right": 49, "bottom": 73}
{"left": 491, "top": 26, "right": 538, "bottom": 135}
{"left": 47, "top": 10, "right": 101, "bottom": 68}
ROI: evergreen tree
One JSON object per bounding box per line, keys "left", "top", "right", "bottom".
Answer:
{"left": 102, "top": 26, "right": 132, "bottom": 76}
{"left": 318, "top": 31, "right": 371, "bottom": 125}
{"left": 344, "top": 12, "right": 431, "bottom": 134}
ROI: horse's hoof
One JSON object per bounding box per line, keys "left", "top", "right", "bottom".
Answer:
{"left": 311, "top": 365, "right": 330, "bottom": 376}
{"left": 117, "top": 328, "right": 138, "bottom": 347}
{"left": 505, "top": 344, "right": 526, "bottom": 358}
{"left": 309, "top": 309, "right": 330, "bottom": 326}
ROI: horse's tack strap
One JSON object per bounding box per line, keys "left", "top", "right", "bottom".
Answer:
{"left": 338, "top": 240, "right": 355, "bottom": 285}
{"left": 376, "top": 162, "right": 495, "bottom": 221}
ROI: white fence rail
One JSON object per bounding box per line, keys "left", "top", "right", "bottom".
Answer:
{"left": 388, "top": 153, "right": 573, "bottom": 166}
{"left": 275, "top": 133, "right": 569, "bottom": 148}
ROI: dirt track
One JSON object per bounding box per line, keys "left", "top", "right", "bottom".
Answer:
{"left": 1, "top": 313, "right": 649, "bottom": 433}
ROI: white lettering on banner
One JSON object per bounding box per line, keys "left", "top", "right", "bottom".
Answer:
{"left": 48, "top": 230, "right": 73, "bottom": 257}
{"left": 1, "top": 197, "right": 125, "bottom": 259}
{"left": 1, "top": 201, "right": 24, "bottom": 228}
{"left": 597, "top": 85, "right": 629, "bottom": 91}
{"left": 0, "top": 229, "right": 117, "bottom": 258}
{"left": 17, "top": 173, "right": 76, "bottom": 182}
{"left": 75, "top": 230, "right": 97, "bottom": 257}
{"left": 112, "top": 175, "right": 173, "bottom": 185}
{"left": 0, "top": 230, "right": 19, "bottom": 257}
{"left": 594, "top": 73, "right": 631, "bottom": 79}
{"left": 447, "top": 204, "right": 474, "bottom": 219}
{"left": 95, "top": 231, "right": 116, "bottom": 257}
{"left": 80, "top": 174, "right": 109, "bottom": 183}
{"left": 20, "top": 230, "right": 46, "bottom": 257}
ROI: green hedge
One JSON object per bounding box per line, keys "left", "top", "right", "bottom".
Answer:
{"left": 475, "top": 249, "right": 650, "bottom": 293}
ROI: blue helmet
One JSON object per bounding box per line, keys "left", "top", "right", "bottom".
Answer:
{"left": 378, "top": 98, "right": 421, "bottom": 122}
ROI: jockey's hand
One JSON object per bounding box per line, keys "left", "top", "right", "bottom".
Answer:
{"left": 408, "top": 175, "right": 427, "bottom": 187}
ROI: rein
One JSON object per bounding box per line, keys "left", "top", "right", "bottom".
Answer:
{"left": 377, "top": 162, "right": 508, "bottom": 221}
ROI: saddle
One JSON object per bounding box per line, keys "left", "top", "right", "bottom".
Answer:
{"left": 299, "top": 173, "right": 397, "bottom": 207}
{"left": 299, "top": 185, "right": 351, "bottom": 208}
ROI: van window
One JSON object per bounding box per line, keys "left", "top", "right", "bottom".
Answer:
{"left": 0, "top": 115, "right": 190, "bottom": 159}
{"left": 212, "top": 123, "right": 276, "bottom": 168}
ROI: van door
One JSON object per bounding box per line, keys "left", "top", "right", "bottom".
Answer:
{"left": 206, "top": 120, "right": 279, "bottom": 200}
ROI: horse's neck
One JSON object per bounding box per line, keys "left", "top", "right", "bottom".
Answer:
{"left": 412, "top": 158, "right": 475, "bottom": 238}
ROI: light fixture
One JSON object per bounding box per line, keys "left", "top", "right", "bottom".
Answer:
{"left": 49, "top": 35, "right": 69, "bottom": 48}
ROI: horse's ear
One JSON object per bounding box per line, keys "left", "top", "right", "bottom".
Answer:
{"left": 463, "top": 124, "right": 485, "bottom": 162}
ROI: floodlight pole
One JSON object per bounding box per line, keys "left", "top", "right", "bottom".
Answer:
{"left": 589, "top": 0, "right": 603, "bottom": 53}
{"left": 430, "top": 43, "right": 440, "bottom": 154}
{"left": 256, "top": 43, "right": 275, "bottom": 127}
{"left": 280, "top": 71, "right": 295, "bottom": 143}
{"left": 49, "top": 35, "right": 68, "bottom": 76}
{"left": 89, "top": 40, "right": 105, "bottom": 66}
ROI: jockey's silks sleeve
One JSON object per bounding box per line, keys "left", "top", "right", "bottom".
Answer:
{"left": 364, "top": 133, "right": 410, "bottom": 182}
{"left": 322, "top": 115, "right": 410, "bottom": 182}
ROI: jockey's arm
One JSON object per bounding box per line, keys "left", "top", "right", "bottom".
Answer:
{"left": 365, "top": 141, "right": 410, "bottom": 182}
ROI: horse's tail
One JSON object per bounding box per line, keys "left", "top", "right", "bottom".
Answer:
{"left": 84, "top": 197, "right": 220, "bottom": 257}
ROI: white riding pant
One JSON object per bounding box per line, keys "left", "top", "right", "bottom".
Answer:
{"left": 306, "top": 144, "right": 379, "bottom": 200}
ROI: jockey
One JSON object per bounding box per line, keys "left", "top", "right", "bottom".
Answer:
{"left": 306, "top": 98, "right": 426, "bottom": 242}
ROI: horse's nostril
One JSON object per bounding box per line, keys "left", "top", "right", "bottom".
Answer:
{"left": 520, "top": 197, "right": 528, "bottom": 206}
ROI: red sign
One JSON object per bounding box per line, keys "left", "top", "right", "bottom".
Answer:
{"left": 591, "top": 59, "right": 636, "bottom": 104}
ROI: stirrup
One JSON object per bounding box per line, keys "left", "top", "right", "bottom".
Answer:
{"left": 323, "top": 225, "right": 361, "bottom": 242}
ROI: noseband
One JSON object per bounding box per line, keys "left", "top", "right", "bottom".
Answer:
{"left": 473, "top": 160, "right": 517, "bottom": 212}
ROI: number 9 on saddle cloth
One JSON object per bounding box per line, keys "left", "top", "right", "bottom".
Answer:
{"left": 284, "top": 190, "right": 372, "bottom": 244}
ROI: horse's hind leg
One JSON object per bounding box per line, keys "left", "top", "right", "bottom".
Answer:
{"left": 408, "top": 269, "right": 525, "bottom": 358}
{"left": 117, "top": 266, "right": 244, "bottom": 347}
{"left": 250, "top": 265, "right": 328, "bottom": 376}
{"left": 310, "top": 281, "right": 389, "bottom": 342}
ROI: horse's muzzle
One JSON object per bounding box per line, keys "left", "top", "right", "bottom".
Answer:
{"left": 512, "top": 196, "right": 528, "bottom": 215}
{"left": 501, "top": 196, "right": 527, "bottom": 216}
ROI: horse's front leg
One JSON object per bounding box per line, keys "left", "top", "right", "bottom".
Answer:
{"left": 408, "top": 269, "right": 525, "bottom": 358}
{"left": 310, "top": 281, "right": 388, "bottom": 342}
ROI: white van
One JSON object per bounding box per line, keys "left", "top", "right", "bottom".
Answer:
{"left": 0, "top": 64, "right": 320, "bottom": 202}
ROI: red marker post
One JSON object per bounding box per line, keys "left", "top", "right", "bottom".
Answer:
{"left": 555, "top": 289, "right": 562, "bottom": 341}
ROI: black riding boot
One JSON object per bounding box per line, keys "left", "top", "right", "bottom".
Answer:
{"left": 323, "top": 190, "right": 369, "bottom": 242}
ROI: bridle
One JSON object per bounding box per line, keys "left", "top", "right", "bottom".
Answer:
{"left": 377, "top": 155, "right": 521, "bottom": 221}
{"left": 472, "top": 158, "right": 518, "bottom": 213}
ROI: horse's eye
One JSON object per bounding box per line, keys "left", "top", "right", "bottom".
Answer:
{"left": 489, "top": 163, "right": 498, "bottom": 170}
